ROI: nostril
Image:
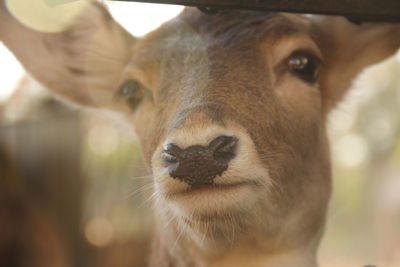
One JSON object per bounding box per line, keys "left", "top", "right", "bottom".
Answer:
{"left": 210, "top": 135, "right": 238, "bottom": 162}
{"left": 161, "top": 152, "right": 178, "bottom": 164}
{"left": 162, "top": 143, "right": 182, "bottom": 165}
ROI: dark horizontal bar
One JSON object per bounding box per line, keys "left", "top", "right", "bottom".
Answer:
{"left": 114, "top": 0, "right": 400, "bottom": 23}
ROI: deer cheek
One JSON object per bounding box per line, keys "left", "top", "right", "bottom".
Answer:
{"left": 277, "top": 79, "right": 321, "bottom": 118}
{"left": 130, "top": 101, "right": 161, "bottom": 165}
{"left": 274, "top": 80, "right": 324, "bottom": 155}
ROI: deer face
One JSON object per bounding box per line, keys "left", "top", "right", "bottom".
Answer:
{"left": 121, "top": 10, "right": 332, "bottom": 248}
{"left": 1, "top": 1, "right": 399, "bottom": 258}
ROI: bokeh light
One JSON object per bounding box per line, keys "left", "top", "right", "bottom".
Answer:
{"left": 333, "top": 133, "right": 369, "bottom": 168}
{"left": 0, "top": 45, "right": 23, "bottom": 103}
{"left": 5, "top": 0, "right": 89, "bottom": 32}
{"left": 88, "top": 124, "right": 120, "bottom": 156}
{"left": 84, "top": 217, "right": 115, "bottom": 247}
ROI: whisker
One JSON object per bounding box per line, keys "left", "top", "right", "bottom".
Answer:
{"left": 227, "top": 212, "right": 235, "bottom": 248}
{"left": 171, "top": 217, "right": 188, "bottom": 252}
{"left": 125, "top": 182, "right": 154, "bottom": 199}
{"left": 200, "top": 219, "right": 209, "bottom": 246}
{"left": 137, "top": 190, "right": 159, "bottom": 209}
{"left": 128, "top": 174, "right": 153, "bottom": 181}
{"left": 164, "top": 212, "right": 177, "bottom": 229}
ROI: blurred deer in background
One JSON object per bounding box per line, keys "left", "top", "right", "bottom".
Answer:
{"left": 0, "top": 142, "right": 70, "bottom": 267}
{"left": 1, "top": 1, "right": 399, "bottom": 266}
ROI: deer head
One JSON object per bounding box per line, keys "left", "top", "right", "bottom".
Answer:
{"left": 1, "top": 2, "right": 399, "bottom": 266}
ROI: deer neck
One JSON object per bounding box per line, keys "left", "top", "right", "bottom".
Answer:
{"left": 150, "top": 212, "right": 320, "bottom": 267}
{"left": 209, "top": 246, "right": 318, "bottom": 267}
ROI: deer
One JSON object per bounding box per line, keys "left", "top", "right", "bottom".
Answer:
{"left": 1, "top": 1, "right": 399, "bottom": 266}
{"left": 0, "top": 142, "right": 70, "bottom": 267}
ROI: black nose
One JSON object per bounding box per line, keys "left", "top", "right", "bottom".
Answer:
{"left": 162, "top": 135, "right": 238, "bottom": 187}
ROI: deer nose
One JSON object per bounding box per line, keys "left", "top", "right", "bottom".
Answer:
{"left": 162, "top": 135, "right": 238, "bottom": 187}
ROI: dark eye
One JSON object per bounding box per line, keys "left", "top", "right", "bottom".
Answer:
{"left": 116, "top": 80, "right": 145, "bottom": 110}
{"left": 288, "top": 51, "right": 321, "bottom": 83}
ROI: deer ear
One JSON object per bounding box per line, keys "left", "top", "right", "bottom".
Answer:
{"left": 0, "top": 1, "right": 136, "bottom": 107}
{"left": 310, "top": 16, "right": 400, "bottom": 111}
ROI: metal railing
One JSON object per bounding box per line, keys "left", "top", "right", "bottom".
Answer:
{"left": 114, "top": 0, "right": 400, "bottom": 22}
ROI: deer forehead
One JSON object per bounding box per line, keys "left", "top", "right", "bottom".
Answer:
{"left": 126, "top": 10, "right": 318, "bottom": 89}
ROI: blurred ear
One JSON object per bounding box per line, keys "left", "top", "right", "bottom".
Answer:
{"left": 0, "top": 1, "right": 136, "bottom": 107}
{"left": 310, "top": 17, "right": 400, "bottom": 111}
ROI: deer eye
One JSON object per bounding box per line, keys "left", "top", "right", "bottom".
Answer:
{"left": 288, "top": 51, "right": 321, "bottom": 83}
{"left": 116, "top": 80, "right": 145, "bottom": 110}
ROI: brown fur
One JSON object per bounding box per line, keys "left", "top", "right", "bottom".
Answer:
{"left": 1, "top": 2, "right": 399, "bottom": 266}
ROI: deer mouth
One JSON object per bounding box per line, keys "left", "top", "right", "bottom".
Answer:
{"left": 164, "top": 179, "right": 262, "bottom": 218}
{"left": 178, "top": 182, "right": 250, "bottom": 196}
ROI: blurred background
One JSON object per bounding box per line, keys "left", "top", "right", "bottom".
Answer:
{"left": 0, "top": 1, "right": 399, "bottom": 267}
